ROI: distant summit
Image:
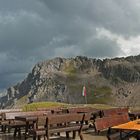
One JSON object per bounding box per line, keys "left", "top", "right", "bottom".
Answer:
{"left": 0, "top": 55, "right": 140, "bottom": 108}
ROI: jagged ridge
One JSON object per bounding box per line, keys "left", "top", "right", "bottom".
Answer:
{"left": 0, "top": 55, "right": 140, "bottom": 108}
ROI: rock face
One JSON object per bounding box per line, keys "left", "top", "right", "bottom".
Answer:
{"left": 0, "top": 55, "right": 140, "bottom": 108}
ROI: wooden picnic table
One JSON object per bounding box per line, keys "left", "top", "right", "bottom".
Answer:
{"left": 112, "top": 119, "right": 140, "bottom": 131}
{"left": 111, "top": 119, "right": 140, "bottom": 140}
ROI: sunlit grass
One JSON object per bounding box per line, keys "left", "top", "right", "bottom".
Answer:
{"left": 22, "top": 102, "right": 69, "bottom": 111}
{"left": 22, "top": 101, "right": 116, "bottom": 111}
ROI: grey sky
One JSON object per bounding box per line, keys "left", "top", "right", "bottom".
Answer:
{"left": 0, "top": 0, "right": 140, "bottom": 91}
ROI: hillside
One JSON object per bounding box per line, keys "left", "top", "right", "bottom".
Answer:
{"left": 0, "top": 55, "right": 140, "bottom": 108}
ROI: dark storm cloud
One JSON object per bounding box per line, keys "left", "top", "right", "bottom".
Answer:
{"left": 0, "top": 0, "right": 140, "bottom": 90}
{"left": 41, "top": 0, "right": 140, "bottom": 36}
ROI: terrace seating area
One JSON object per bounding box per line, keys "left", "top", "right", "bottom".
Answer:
{"left": 0, "top": 107, "right": 140, "bottom": 140}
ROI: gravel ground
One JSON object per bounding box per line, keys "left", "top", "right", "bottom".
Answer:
{"left": 0, "top": 129, "right": 137, "bottom": 140}
{"left": 0, "top": 128, "right": 107, "bottom": 140}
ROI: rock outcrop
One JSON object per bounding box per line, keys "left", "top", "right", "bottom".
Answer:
{"left": 0, "top": 55, "right": 140, "bottom": 108}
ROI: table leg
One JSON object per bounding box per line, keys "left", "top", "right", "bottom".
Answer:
{"left": 120, "top": 131, "right": 123, "bottom": 140}
{"left": 25, "top": 121, "right": 29, "bottom": 139}
{"left": 136, "top": 132, "right": 140, "bottom": 140}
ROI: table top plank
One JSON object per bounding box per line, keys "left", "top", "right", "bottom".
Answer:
{"left": 112, "top": 119, "right": 140, "bottom": 131}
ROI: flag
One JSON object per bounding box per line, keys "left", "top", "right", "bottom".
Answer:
{"left": 82, "top": 85, "right": 86, "bottom": 96}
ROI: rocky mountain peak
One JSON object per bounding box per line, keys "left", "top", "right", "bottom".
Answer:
{"left": 0, "top": 55, "right": 140, "bottom": 108}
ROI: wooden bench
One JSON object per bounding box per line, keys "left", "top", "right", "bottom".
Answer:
{"left": 102, "top": 108, "right": 129, "bottom": 117}
{"left": 28, "top": 113, "right": 91, "bottom": 140}
{"left": 28, "top": 116, "right": 47, "bottom": 140}
{"left": 67, "top": 107, "right": 96, "bottom": 113}
{"left": 94, "top": 113, "right": 130, "bottom": 133}
{"left": 37, "top": 107, "right": 67, "bottom": 115}
{"left": 0, "top": 109, "right": 22, "bottom": 130}
{"left": 94, "top": 113, "right": 131, "bottom": 140}
{"left": 0, "top": 109, "right": 22, "bottom": 120}
{"left": 67, "top": 107, "right": 101, "bottom": 120}
{"left": 1, "top": 111, "right": 49, "bottom": 136}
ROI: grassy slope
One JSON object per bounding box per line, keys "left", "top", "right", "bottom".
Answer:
{"left": 22, "top": 101, "right": 114, "bottom": 111}
{"left": 22, "top": 102, "right": 69, "bottom": 111}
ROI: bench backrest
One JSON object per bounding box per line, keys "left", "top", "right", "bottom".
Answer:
{"left": 37, "top": 107, "right": 64, "bottom": 114}
{"left": 0, "top": 109, "right": 22, "bottom": 113}
{"left": 102, "top": 108, "right": 128, "bottom": 117}
{"left": 47, "top": 113, "right": 91, "bottom": 125}
{"left": 0, "top": 109, "right": 22, "bottom": 120}
{"left": 94, "top": 113, "right": 129, "bottom": 132}
{"left": 4, "top": 111, "right": 48, "bottom": 120}
{"left": 35, "top": 116, "right": 47, "bottom": 129}
{"left": 68, "top": 107, "right": 97, "bottom": 114}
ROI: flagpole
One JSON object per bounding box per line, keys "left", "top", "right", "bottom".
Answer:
{"left": 85, "top": 94, "right": 87, "bottom": 104}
